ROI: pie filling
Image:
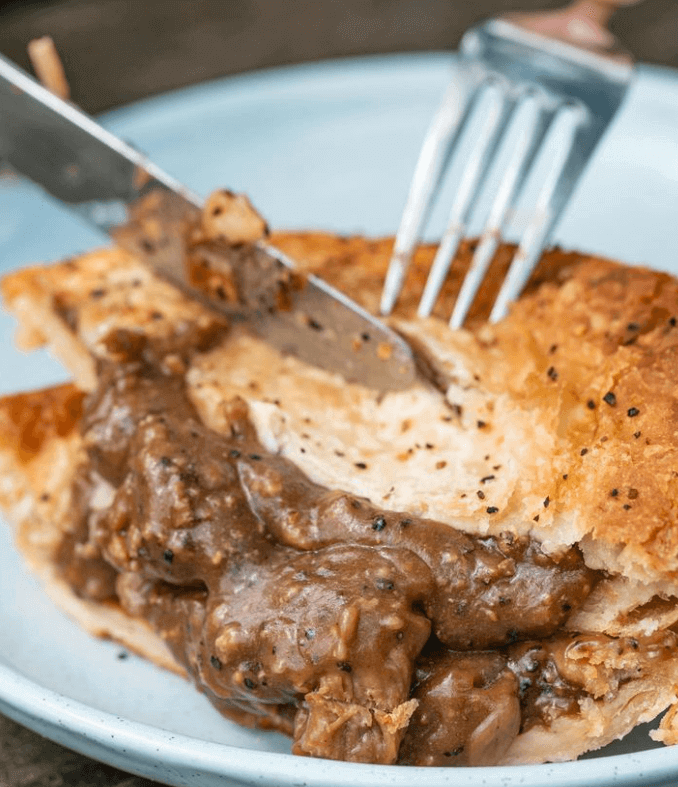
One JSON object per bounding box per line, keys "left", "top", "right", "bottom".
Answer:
{"left": 49, "top": 322, "right": 655, "bottom": 766}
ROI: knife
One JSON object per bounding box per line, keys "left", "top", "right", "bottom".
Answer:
{"left": 0, "top": 53, "right": 417, "bottom": 392}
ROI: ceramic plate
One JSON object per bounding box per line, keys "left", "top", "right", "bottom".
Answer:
{"left": 1, "top": 53, "right": 678, "bottom": 787}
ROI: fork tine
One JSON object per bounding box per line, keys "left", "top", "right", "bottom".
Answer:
{"left": 417, "top": 81, "right": 514, "bottom": 318}
{"left": 489, "top": 102, "right": 590, "bottom": 323}
{"left": 448, "top": 94, "right": 553, "bottom": 329}
{"left": 380, "top": 67, "right": 482, "bottom": 316}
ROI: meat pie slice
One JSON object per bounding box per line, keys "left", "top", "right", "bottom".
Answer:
{"left": 3, "top": 208, "right": 678, "bottom": 765}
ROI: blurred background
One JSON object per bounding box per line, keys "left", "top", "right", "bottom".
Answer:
{"left": 0, "top": 0, "right": 676, "bottom": 113}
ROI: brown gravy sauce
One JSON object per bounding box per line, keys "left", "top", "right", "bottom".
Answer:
{"left": 57, "top": 328, "right": 602, "bottom": 765}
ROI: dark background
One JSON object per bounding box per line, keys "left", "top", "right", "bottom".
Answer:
{"left": 0, "top": 0, "right": 676, "bottom": 114}
{"left": 0, "top": 1, "right": 677, "bottom": 786}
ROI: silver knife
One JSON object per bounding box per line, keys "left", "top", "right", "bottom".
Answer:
{"left": 0, "top": 53, "right": 416, "bottom": 392}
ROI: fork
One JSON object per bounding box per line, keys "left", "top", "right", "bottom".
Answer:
{"left": 380, "top": 0, "right": 640, "bottom": 327}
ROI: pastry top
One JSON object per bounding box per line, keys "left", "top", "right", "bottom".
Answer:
{"left": 5, "top": 233, "right": 678, "bottom": 592}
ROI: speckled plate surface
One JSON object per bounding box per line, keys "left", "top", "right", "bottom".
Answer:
{"left": 1, "top": 53, "right": 678, "bottom": 787}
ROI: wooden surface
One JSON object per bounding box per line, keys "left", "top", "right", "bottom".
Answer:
{"left": 0, "top": 1, "right": 676, "bottom": 785}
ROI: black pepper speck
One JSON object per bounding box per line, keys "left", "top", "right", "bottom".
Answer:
{"left": 372, "top": 515, "right": 387, "bottom": 531}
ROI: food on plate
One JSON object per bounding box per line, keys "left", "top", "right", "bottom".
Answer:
{"left": 3, "top": 192, "right": 678, "bottom": 766}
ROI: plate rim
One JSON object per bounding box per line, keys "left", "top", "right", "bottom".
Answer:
{"left": 4, "top": 652, "right": 678, "bottom": 787}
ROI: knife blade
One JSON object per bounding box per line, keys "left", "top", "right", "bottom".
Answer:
{"left": 0, "top": 53, "right": 417, "bottom": 392}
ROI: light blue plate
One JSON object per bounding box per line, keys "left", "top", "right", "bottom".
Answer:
{"left": 1, "top": 53, "right": 678, "bottom": 787}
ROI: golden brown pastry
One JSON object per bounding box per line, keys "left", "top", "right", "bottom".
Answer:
{"left": 3, "top": 203, "right": 678, "bottom": 765}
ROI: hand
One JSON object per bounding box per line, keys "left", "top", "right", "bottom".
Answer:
{"left": 505, "top": 0, "right": 644, "bottom": 51}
